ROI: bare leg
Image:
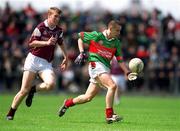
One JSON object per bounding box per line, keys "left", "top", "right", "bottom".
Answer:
{"left": 97, "top": 73, "right": 117, "bottom": 108}
{"left": 7, "top": 71, "right": 36, "bottom": 120}
{"left": 96, "top": 73, "right": 121, "bottom": 123}
{"left": 11, "top": 71, "right": 36, "bottom": 109}
{"left": 58, "top": 82, "right": 100, "bottom": 117}
{"left": 73, "top": 83, "right": 100, "bottom": 104}
{"left": 37, "top": 70, "right": 56, "bottom": 91}
{"left": 25, "top": 70, "right": 56, "bottom": 107}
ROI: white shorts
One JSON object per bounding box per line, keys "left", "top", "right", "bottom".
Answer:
{"left": 111, "top": 74, "right": 126, "bottom": 91}
{"left": 24, "top": 53, "right": 53, "bottom": 73}
{"left": 88, "top": 62, "right": 110, "bottom": 84}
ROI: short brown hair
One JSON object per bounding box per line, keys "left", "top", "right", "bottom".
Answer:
{"left": 108, "top": 20, "right": 121, "bottom": 28}
{"left": 48, "top": 7, "right": 62, "bottom": 16}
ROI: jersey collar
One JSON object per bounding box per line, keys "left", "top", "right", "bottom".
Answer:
{"left": 102, "top": 30, "right": 115, "bottom": 41}
{"left": 44, "top": 19, "right": 56, "bottom": 30}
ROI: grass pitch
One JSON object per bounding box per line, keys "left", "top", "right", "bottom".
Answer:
{"left": 0, "top": 94, "right": 180, "bottom": 131}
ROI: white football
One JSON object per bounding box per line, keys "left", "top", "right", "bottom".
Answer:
{"left": 129, "top": 58, "right": 144, "bottom": 73}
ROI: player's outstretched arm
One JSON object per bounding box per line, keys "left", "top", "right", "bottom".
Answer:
{"left": 59, "top": 43, "right": 68, "bottom": 70}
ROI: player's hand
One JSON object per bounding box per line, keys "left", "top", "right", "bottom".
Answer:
{"left": 60, "top": 58, "right": 68, "bottom": 71}
{"left": 47, "top": 36, "right": 57, "bottom": 45}
{"left": 127, "top": 72, "right": 138, "bottom": 81}
{"left": 74, "top": 52, "right": 87, "bottom": 66}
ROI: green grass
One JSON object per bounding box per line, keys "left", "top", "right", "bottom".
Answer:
{"left": 0, "top": 94, "right": 180, "bottom": 131}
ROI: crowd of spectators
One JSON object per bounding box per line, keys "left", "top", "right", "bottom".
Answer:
{"left": 0, "top": 2, "right": 179, "bottom": 94}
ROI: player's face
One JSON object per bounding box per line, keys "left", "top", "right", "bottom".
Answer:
{"left": 110, "top": 25, "right": 121, "bottom": 38}
{"left": 48, "top": 11, "right": 60, "bottom": 26}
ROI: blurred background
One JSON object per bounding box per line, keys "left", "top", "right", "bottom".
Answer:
{"left": 0, "top": 0, "right": 179, "bottom": 95}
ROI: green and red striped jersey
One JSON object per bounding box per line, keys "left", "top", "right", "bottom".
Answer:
{"left": 78, "top": 31, "right": 123, "bottom": 68}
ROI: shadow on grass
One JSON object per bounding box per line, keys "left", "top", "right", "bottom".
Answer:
{"left": 66, "top": 120, "right": 128, "bottom": 125}
{"left": 67, "top": 120, "right": 104, "bottom": 124}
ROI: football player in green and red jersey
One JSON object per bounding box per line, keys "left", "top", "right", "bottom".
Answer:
{"left": 58, "top": 20, "right": 137, "bottom": 124}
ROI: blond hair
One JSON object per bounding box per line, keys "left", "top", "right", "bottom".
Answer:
{"left": 48, "top": 7, "right": 62, "bottom": 16}
{"left": 108, "top": 20, "right": 121, "bottom": 28}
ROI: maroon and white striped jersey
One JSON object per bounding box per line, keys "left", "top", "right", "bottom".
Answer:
{"left": 28, "top": 20, "right": 63, "bottom": 62}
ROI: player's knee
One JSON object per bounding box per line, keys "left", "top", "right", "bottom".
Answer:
{"left": 46, "top": 82, "right": 56, "bottom": 91}
{"left": 109, "top": 83, "right": 117, "bottom": 91}
{"left": 19, "top": 89, "right": 29, "bottom": 96}
{"left": 85, "top": 95, "right": 93, "bottom": 102}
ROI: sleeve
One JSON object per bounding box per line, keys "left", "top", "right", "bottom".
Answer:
{"left": 78, "top": 31, "right": 98, "bottom": 45}
{"left": 28, "top": 27, "right": 41, "bottom": 44}
{"left": 57, "top": 31, "right": 63, "bottom": 45}
{"left": 115, "top": 41, "right": 124, "bottom": 63}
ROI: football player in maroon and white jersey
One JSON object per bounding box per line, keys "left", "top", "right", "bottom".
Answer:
{"left": 6, "top": 7, "right": 68, "bottom": 120}
{"left": 111, "top": 57, "right": 126, "bottom": 105}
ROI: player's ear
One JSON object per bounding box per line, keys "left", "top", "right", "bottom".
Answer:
{"left": 109, "top": 27, "right": 112, "bottom": 31}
